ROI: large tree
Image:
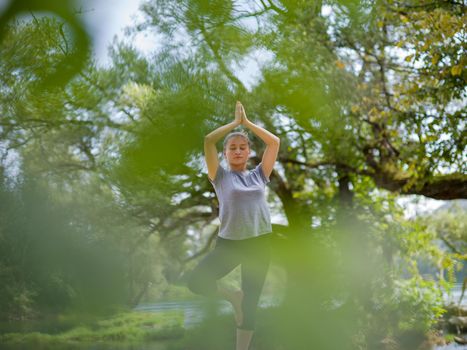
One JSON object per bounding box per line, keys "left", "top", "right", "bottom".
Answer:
{"left": 138, "top": 0, "right": 465, "bottom": 201}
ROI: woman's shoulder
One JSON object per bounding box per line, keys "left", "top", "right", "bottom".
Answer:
{"left": 208, "top": 164, "right": 227, "bottom": 184}
{"left": 251, "top": 162, "right": 270, "bottom": 184}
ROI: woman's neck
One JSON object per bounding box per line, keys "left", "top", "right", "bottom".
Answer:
{"left": 230, "top": 164, "right": 247, "bottom": 172}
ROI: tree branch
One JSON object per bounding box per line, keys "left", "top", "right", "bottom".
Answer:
{"left": 198, "top": 22, "right": 247, "bottom": 92}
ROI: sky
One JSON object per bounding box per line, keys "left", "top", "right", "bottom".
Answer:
{"left": 79, "top": 0, "right": 148, "bottom": 65}
{"left": 0, "top": 0, "right": 146, "bottom": 63}
{"left": 0, "top": 0, "right": 274, "bottom": 87}
{"left": 78, "top": 0, "right": 266, "bottom": 88}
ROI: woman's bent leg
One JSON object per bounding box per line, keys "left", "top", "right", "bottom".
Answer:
{"left": 186, "top": 237, "right": 240, "bottom": 298}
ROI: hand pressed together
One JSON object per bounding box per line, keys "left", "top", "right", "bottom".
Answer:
{"left": 235, "top": 101, "right": 251, "bottom": 126}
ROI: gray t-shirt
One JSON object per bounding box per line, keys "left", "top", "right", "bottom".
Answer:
{"left": 209, "top": 162, "right": 272, "bottom": 240}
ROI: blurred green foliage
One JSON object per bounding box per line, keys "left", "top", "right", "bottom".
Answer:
{"left": 0, "top": 171, "right": 128, "bottom": 320}
{"left": 0, "top": 0, "right": 90, "bottom": 87}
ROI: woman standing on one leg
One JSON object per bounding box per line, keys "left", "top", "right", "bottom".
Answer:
{"left": 186, "top": 101, "right": 280, "bottom": 350}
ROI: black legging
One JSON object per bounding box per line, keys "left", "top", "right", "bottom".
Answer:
{"left": 186, "top": 233, "right": 272, "bottom": 331}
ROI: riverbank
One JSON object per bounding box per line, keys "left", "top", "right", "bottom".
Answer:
{"left": 0, "top": 311, "right": 184, "bottom": 350}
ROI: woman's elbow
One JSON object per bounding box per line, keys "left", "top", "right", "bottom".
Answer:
{"left": 204, "top": 135, "right": 215, "bottom": 144}
{"left": 267, "top": 136, "right": 280, "bottom": 149}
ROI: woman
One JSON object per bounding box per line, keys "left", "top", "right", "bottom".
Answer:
{"left": 186, "top": 101, "right": 280, "bottom": 350}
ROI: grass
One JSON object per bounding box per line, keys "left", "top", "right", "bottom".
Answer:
{"left": 0, "top": 310, "right": 184, "bottom": 349}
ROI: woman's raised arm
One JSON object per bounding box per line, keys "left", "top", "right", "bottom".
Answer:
{"left": 239, "top": 103, "right": 280, "bottom": 179}
{"left": 204, "top": 103, "right": 242, "bottom": 181}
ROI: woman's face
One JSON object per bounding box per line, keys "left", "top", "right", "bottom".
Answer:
{"left": 224, "top": 136, "right": 250, "bottom": 167}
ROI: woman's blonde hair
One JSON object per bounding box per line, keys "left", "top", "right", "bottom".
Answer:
{"left": 223, "top": 131, "right": 251, "bottom": 151}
